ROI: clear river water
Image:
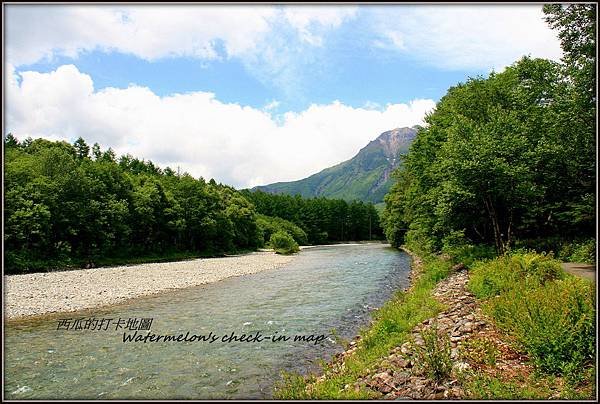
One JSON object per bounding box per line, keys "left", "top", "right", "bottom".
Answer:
{"left": 5, "top": 243, "right": 411, "bottom": 399}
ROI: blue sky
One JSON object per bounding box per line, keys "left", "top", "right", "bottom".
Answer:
{"left": 5, "top": 4, "right": 562, "bottom": 188}
{"left": 17, "top": 45, "right": 472, "bottom": 112}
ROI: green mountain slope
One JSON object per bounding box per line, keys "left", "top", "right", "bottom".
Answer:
{"left": 254, "top": 127, "right": 419, "bottom": 203}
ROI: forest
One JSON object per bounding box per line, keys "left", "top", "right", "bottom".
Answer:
{"left": 382, "top": 4, "right": 595, "bottom": 261}
{"left": 3, "top": 135, "right": 381, "bottom": 273}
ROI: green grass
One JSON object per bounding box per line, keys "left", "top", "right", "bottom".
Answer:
{"left": 462, "top": 372, "right": 555, "bottom": 399}
{"left": 459, "top": 337, "right": 499, "bottom": 366}
{"left": 413, "top": 324, "right": 453, "bottom": 382}
{"left": 273, "top": 249, "right": 452, "bottom": 399}
{"left": 558, "top": 239, "right": 596, "bottom": 264}
{"left": 468, "top": 252, "right": 596, "bottom": 378}
{"left": 513, "top": 237, "right": 596, "bottom": 265}
{"left": 89, "top": 249, "right": 232, "bottom": 268}
{"left": 468, "top": 251, "right": 565, "bottom": 299}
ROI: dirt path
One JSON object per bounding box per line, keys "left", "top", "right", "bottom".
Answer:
{"left": 561, "top": 263, "right": 596, "bottom": 282}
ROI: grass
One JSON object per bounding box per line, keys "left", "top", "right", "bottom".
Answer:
{"left": 459, "top": 336, "right": 499, "bottom": 367}
{"left": 462, "top": 372, "right": 556, "bottom": 400}
{"left": 273, "top": 248, "right": 453, "bottom": 399}
{"left": 467, "top": 251, "right": 596, "bottom": 398}
{"left": 468, "top": 251, "right": 565, "bottom": 299}
{"left": 513, "top": 237, "right": 596, "bottom": 265}
{"left": 413, "top": 323, "right": 453, "bottom": 382}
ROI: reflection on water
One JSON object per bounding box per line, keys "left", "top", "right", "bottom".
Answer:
{"left": 5, "top": 244, "right": 410, "bottom": 399}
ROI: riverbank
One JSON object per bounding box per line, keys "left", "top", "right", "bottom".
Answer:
{"left": 4, "top": 251, "right": 294, "bottom": 320}
{"left": 274, "top": 247, "right": 596, "bottom": 400}
{"left": 274, "top": 247, "right": 453, "bottom": 399}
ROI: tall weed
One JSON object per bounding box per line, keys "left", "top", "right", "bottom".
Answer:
{"left": 485, "top": 276, "right": 595, "bottom": 375}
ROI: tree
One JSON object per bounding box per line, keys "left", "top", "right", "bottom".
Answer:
{"left": 543, "top": 4, "right": 596, "bottom": 108}
{"left": 383, "top": 56, "right": 592, "bottom": 254}
{"left": 4, "top": 135, "right": 383, "bottom": 273}
{"left": 73, "top": 137, "right": 90, "bottom": 159}
{"left": 543, "top": 4, "right": 596, "bottom": 237}
{"left": 92, "top": 142, "right": 102, "bottom": 160}
{"left": 4, "top": 133, "right": 19, "bottom": 149}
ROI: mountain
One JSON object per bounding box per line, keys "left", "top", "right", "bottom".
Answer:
{"left": 254, "top": 126, "right": 419, "bottom": 203}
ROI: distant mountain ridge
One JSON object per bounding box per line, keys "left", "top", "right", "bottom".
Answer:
{"left": 254, "top": 126, "right": 419, "bottom": 203}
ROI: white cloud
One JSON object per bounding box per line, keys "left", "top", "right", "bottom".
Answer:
{"left": 263, "top": 100, "right": 281, "bottom": 111}
{"left": 4, "top": 5, "right": 357, "bottom": 66}
{"left": 282, "top": 6, "right": 357, "bottom": 46}
{"left": 5, "top": 4, "right": 563, "bottom": 97}
{"left": 5, "top": 5, "right": 357, "bottom": 99}
{"left": 372, "top": 5, "right": 563, "bottom": 70}
{"left": 6, "top": 65, "right": 435, "bottom": 189}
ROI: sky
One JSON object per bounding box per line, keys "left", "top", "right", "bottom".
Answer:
{"left": 4, "top": 4, "right": 563, "bottom": 189}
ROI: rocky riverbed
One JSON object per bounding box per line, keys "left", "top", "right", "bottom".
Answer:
{"left": 5, "top": 251, "right": 294, "bottom": 320}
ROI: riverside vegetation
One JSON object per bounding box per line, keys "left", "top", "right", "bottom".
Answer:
{"left": 4, "top": 136, "right": 382, "bottom": 274}
{"left": 275, "top": 4, "right": 596, "bottom": 400}
{"left": 2, "top": 3, "right": 596, "bottom": 400}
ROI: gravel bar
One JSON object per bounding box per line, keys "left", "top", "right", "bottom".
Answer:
{"left": 4, "top": 251, "right": 294, "bottom": 320}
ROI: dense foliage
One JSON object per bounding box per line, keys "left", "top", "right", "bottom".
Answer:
{"left": 269, "top": 230, "right": 300, "bottom": 255}
{"left": 469, "top": 252, "right": 595, "bottom": 378}
{"left": 3, "top": 136, "right": 263, "bottom": 273}
{"left": 4, "top": 136, "right": 384, "bottom": 273}
{"left": 256, "top": 213, "right": 308, "bottom": 246}
{"left": 382, "top": 4, "right": 596, "bottom": 255}
{"left": 241, "top": 189, "right": 383, "bottom": 244}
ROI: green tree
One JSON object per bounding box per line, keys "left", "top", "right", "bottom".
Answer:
{"left": 73, "top": 137, "right": 90, "bottom": 159}
{"left": 269, "top": 230, "right": 299, "bottom": 254}
{"left": 543, "top": 4, "right": 596, "bottom": 109}
{"left": 383, "top": 55, "right": 594, "bottom": 254}
{"left": 92, "top": 142, "right": 102, "bottom": 160}
{"left": 4, "top": 133, "right": 19, "bottom": 149}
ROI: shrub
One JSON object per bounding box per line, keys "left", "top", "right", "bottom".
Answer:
{"left": 559, "top": 239, "right": 596, "bottom": 264}
{"left": 413, "top": 324, "right": 452, "bottom": 382}
{"left": 269, "top": 231, "right": 300, "bottom": 255}
{"left": 485, "top": 276, "right": 595, "bottom": 375}
{"left": 256, "top": 214, "right": 308, "bottom": 247}
{"left": 441, "top": 231, "right": 496, "bottom": 267}
{"left": 469, "top": 252, "right": 564, "bottom": 299}
{"left": 513, "top": 237, "right": 596, "bottom": 265}
{"left": 460, "top": 337, "right": 500, "bottom": 366}
{"left": 405, "top": 223, "right": 438, "bottom": 256}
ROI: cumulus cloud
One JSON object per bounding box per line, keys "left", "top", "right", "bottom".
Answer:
{"left": 5, "top": 5, "right": 357, "bottom": 99}
{"left": 6, "top": 65, "right": 435, "bottom": 189}
{"left": 4, "top": 5, "right": 357, "bottom": 66}
{"left": 371, "top": 5, "right": 562, "bottom": 70}
{"left": 282, "top": 6, "right": 357, "bottom": 46}
{"left": 5, "top": 4, "right": 563, "bottom": 100}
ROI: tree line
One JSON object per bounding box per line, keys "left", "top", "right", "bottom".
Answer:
{"left": 241, "top": 189, "right": 383, "bottom": 244}
{"left": 4, "top": 136, "right": 382, "bottom": 273}
{"left": 382, "top": 4, "right": 595, "bottom": 256}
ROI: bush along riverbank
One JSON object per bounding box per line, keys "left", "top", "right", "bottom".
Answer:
{"left": 273, "top": 244, "right": 596, "bottom": 400}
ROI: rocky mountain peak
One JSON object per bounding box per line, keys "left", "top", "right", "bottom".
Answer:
{"left": 375, "top": 127, "right": 418, "bottom": 159}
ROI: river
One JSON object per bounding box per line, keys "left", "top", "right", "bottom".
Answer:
{"left": 4, "top": 243, "right": 411, "bottom": 399}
